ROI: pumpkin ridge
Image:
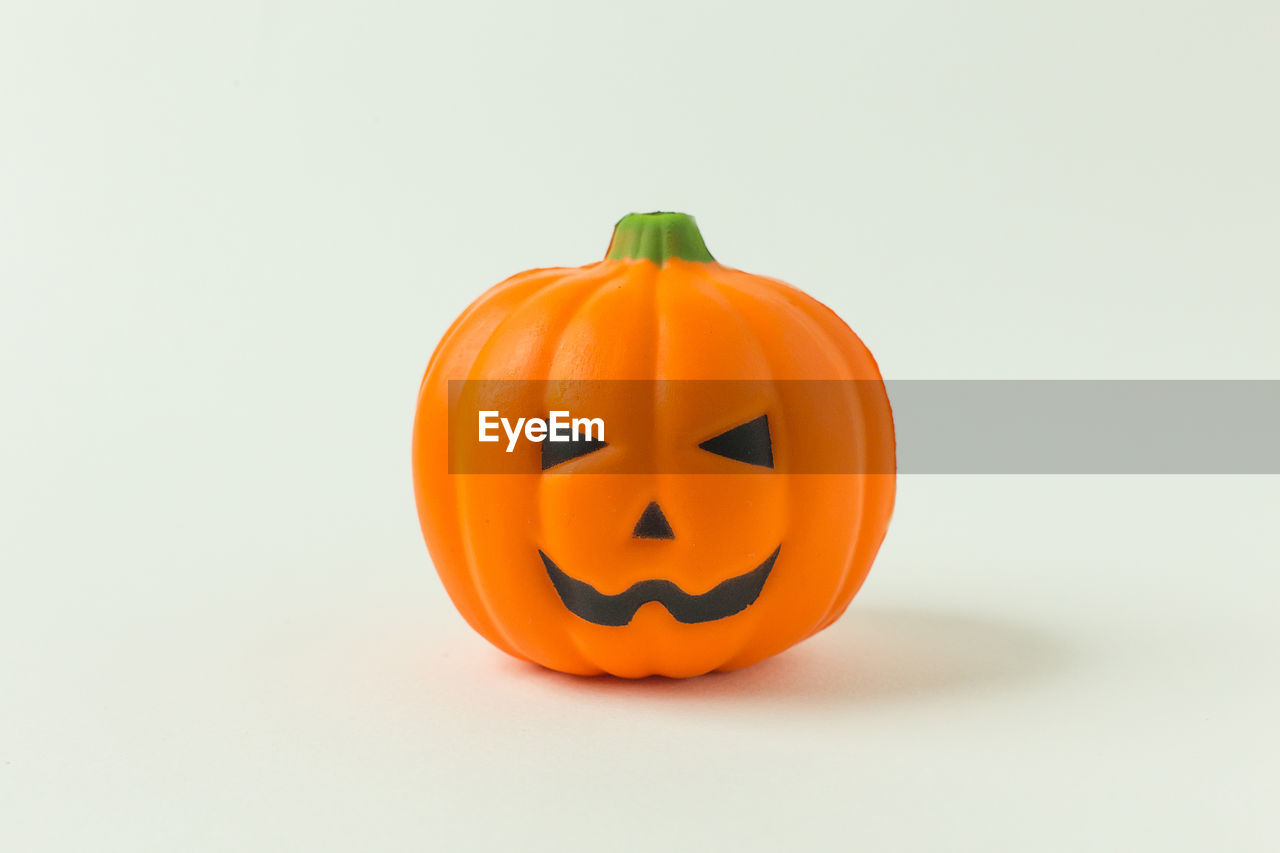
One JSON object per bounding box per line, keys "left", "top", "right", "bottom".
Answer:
{"left": 536, "top": 263, "right": 660, "bottom": 672}
{"left": 455, "top": 264, "right": 618, "bottom": 668}
{"left": 422, "top": 267, "right": 573, "bottom": 394}
{"left": 702, "top": 264, "right": 878, "bottom": 646}
{"left": 678, "top": 267, "right": 785, "bottom": 670}
{"left": 415, "top": 269, "right": 569, "bottom": 657}
{"left": 721, "top": 271, "right": 896, "bottom": 631}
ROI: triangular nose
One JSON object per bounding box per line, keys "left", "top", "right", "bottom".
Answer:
{"left": 632, "top": 501, "right": 675, "bottom": 540}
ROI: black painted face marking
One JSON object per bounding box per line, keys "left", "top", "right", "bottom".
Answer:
{"left": 698, "top": 414, "right": 773, "bottom": 468}
{"left": 539, "top": 412, "right": 779, "bottom": 626}
{"left": 632, "top": 502, "right": 675, "bottom": 540}
{"left": 541, "top": 435, "right": 607, "bottom": 470}
{"left": 538, "top": 547, "right": 780, "bottom": 626}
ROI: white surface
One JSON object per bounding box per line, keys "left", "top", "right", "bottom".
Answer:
{"left": 2, "top": 2, "right": 1278, "bottom": 850}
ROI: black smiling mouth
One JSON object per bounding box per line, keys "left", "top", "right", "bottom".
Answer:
{"left": 537, "top": 546, "right": 781, "bottom": 627}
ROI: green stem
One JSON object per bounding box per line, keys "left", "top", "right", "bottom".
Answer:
{"left": 604, "top": 212, "right": 714, "bottom": 265}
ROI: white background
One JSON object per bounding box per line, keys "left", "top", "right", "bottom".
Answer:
{"left": 3, "top": 2, "right": 1278, "bottom": 850}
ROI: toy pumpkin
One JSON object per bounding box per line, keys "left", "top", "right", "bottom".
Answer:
{"left": 412, "top": 212, "right": 894, "bottom": 678}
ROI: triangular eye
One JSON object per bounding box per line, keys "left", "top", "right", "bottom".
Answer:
{"left": 698, "top": 415, "right": 773, "bottom": 468}
{"left": 541, "top": 435, "right": 608, "bottom": 470}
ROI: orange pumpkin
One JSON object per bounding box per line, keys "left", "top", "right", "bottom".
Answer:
{"left": 412, "top": 212, "right": 894, "bottom": 678}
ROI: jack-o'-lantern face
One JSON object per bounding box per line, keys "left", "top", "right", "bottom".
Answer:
{"left": 413, "top": 213, "right": 895, "bottom": 678}
{"left": 538, "top": 413, "right": 779, "bottom": 628}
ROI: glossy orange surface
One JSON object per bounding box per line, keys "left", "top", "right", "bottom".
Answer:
{"left": 413, "top": 235, "right": 895, "bottom": 678}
